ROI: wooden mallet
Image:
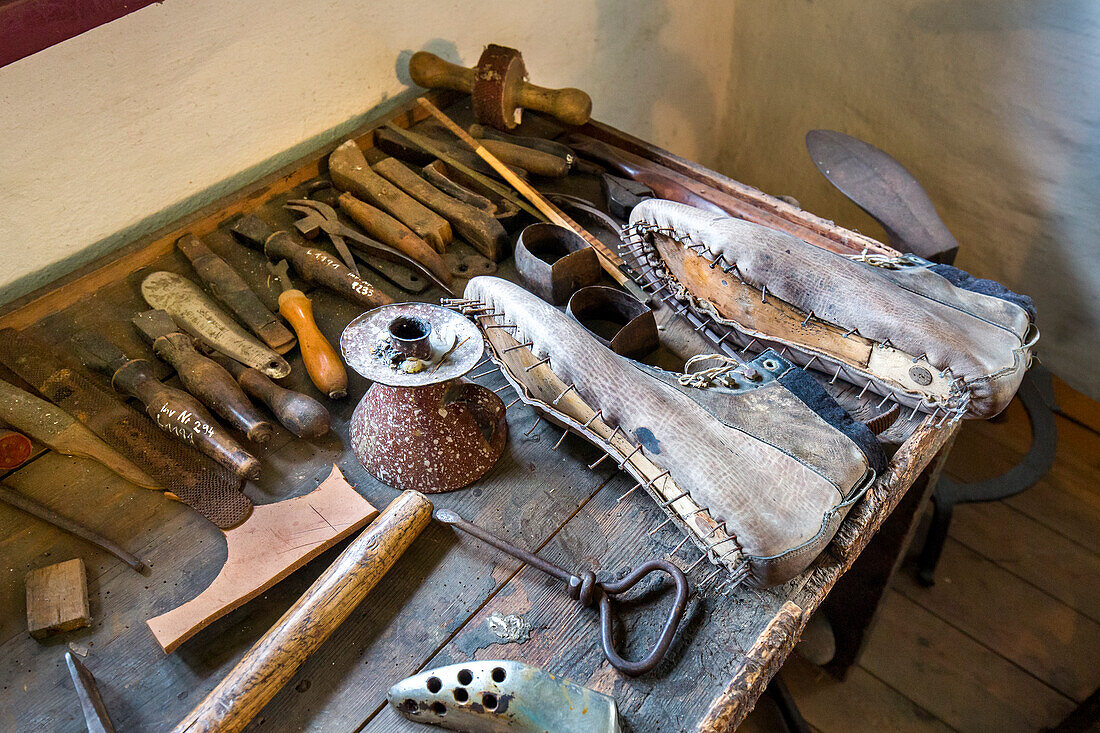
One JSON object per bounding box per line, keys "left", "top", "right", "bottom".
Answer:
{"left": 171, "top": 489, "right": 433, "bottom": 733}
{"left": 409, "top": 45, "right": 592, "bottom": 129}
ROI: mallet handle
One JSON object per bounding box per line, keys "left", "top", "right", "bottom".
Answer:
{"left": 408, "top": 51, "right": 475, "bottom": 93}
{"left": 171, "top": 490, "right": 433, "bottom": 733}
{"left": 416, "top": 98, "right": 651, "bottom": 304}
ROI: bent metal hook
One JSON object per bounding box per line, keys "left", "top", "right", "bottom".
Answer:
{"left": 435, "top": 509, "right": 689, "bottom": 675}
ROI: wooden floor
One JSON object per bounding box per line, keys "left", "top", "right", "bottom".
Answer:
{"left": 741, "top": 377, "right": 1100, "bottom": 733}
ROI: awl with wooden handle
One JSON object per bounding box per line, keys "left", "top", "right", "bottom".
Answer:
{"left": 230, "top": 215, "right": 391, "bottom": 310}
{"left": 132, "top": 309, "right": 275, "bottom": 443}
{"left": 209, "top": 352, "right": 331, "bottom": 439}
{"left": 72, "top": 331, "right": 261, "bottom": 480}
{"left": 268, "top": 260, "right": 348, "bottom": 400}
{"left": 171, "top": 489, "right": 433, "bottom": 733}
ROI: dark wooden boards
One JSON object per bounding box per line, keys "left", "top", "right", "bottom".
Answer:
{"left": 0, "top": 93, "right": 959, "bottom": 733}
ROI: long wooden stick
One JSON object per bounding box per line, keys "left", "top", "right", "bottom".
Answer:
{"left": 171, "top": 489, "right": 433, "bottom": 733}
{"left": 415, "top": 99, "right": 651, "bottom": 304}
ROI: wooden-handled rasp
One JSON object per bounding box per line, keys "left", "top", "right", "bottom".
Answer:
{"left": 72, "top": 331, "right": 261, "bottom": 480}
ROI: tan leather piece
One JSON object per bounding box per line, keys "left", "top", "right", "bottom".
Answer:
{"left": 463, "top": 277, "right": 871, "bottom": 580}
{"left": 629, "top": 199, "right": 1033, "bottom": 417}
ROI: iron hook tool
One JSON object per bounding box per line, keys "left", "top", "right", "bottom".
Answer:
{"left": 435, "top": 509, "right": 689, "bottom": 675}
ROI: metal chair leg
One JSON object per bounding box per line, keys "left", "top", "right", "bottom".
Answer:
{"left": 915, "top": 363, "right": 1057, "bottom": 585}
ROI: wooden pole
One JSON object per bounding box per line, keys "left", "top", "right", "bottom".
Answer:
{"left": 171, "top": 489, "right": 433, "bottom": 733}
{"left": 414, "top": 98, "right": 652, "bottom": 304}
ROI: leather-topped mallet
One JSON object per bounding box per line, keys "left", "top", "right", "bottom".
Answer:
{"left": 133, "top": 309, "right": 275, "bottom": 444}
{"left": 268, "top": 260, "right": 348, "bottom": 400}
{"left": 408, "top": 45, "right": 592, "bottom": 129}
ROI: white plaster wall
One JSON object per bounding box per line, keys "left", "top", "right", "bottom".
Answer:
{"left": 0, "top": 0, "right": 735, "bottom": 300}
{"left": 2, "top": 0, "right": 1096, "bottom": 395}
{"left": 714, "top": 0, "right": 1100, "bottom": 397}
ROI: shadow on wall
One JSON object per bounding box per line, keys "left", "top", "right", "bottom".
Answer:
{"left": 716, "top": 0, "right": 1100, "bottom": 398}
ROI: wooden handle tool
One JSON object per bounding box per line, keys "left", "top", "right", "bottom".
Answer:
{"left": 231, "top": 218, "right": 391, "bottom": 310}
{"left": 171, "top": 489, "right": 433, "bottom": 733}
{"left": 372, "top": 157, "right": 508, "bottom": 261}
{"left": 269, "top": 260, "right": 347, "bottom": 400}
{"left": 211, "top": 353, "right": 331, "bottom": 439}
{"left": 334, "top": 192, "right": 454, "bottom": 286}
{"left": 408, "top": 47, "right": 591, "bottom": 128}
{"left": 72, "top": 331, "right": 261, "bottom": 480}
{"left": 175, "top": 234, "right": 297, "bottom": 353}
{"left": 133, "top": 310, "right": 275, "bottom": 443}
{"left": 416, "top": 98, "right": 651, "bottom": 304}
{"left": 328, "top": 139, "right": 453, "bottom": 251}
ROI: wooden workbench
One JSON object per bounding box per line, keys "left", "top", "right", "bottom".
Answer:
{"left": 0, "top": 94, "right": 957, "bottom": 732}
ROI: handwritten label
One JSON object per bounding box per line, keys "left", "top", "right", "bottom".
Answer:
{"left": 154, "top": 403, "right": 216, "bottom": 445}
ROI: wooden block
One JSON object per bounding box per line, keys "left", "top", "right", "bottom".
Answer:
{"left": 25, "top": 558, "right": 90, "bottom": 639}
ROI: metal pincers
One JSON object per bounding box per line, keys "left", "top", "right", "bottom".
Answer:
{"left": 435, "top": 509, "right": 689, "bottom": 675}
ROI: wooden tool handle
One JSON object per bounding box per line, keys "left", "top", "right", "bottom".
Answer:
{"left": 515, "top": 82, "right": 592, "bottom": 126}
{"left": 408, "top": 51, "right": 474, "bottom": 92}
{"left": 265, "top": 232, "right": 391, "bottom": 310}
{"left": 153, "top": 334, "right": 274, "bottom": 443}
{"left": 171, "top": 490, "right": 433, "bottom": 733}
{"left": 336, "top": 193, "right": 454, "bottom": 285}
{"left": 475, "top": 139, "right": 569, "bottom": 178}
{"left": 112, "top": 361, "right": 261, "bottom": 480}
{"left": 277, "top": 289, "right": 348, "bottom": 400}
{"left": 233, "top": 366, "right": 331, "bottom": 439}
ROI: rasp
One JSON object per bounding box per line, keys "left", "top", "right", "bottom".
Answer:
{"left": 0, "top": 378, "right": 156, "bottom": 488}
{"left": 0, "top": 328, "right": 250, "bottom": 528}
{"left": 72, "top": 330, "right": 261, "bottom": 481}
{"left": 141, "top": 271, "right": 291, "bottom": 378}
{"left": 175, "top": 233, "right": 297, "bottom": 354}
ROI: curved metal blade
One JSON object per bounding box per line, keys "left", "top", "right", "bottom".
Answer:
{"left": 806, "top": 129, "right": 959, "bottom": 263}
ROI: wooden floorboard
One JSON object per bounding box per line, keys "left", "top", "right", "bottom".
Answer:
{"left": 772, "top": 382, "right": 1100, "bottom": 733}
{"left": 781, "top": 655, "right": 954, "bottom": 733}
{"left": 860, "top": 590, "right": 1075, "bottom": 732}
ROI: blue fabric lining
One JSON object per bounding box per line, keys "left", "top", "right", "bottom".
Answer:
{"left": 928, "top": 263, "right": 1036, "bottom": 320}
{"left": 776, "top": 363, "right": 888, "bottom": 475}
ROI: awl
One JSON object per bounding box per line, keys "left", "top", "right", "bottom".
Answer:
{"left": 72, "top": 331, "right": 261, "bottom": 480}
{"left": 269, "top": 260, "right": 348, "bottom": 399}
{"left": 132, "top": 309, "right": 274, "bottom": 443}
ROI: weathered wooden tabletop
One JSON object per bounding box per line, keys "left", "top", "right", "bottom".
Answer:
{"left": 0, "top": 96, "right": 956, "bottom": 732}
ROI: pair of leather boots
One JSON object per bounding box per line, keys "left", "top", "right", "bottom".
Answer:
{"left": 452, "top": 200, "right": 1036, "bottom": 588}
